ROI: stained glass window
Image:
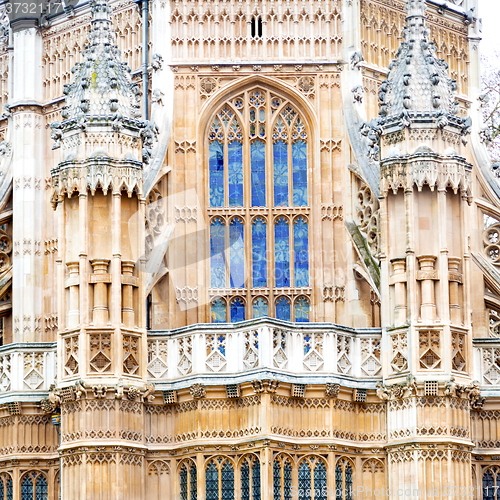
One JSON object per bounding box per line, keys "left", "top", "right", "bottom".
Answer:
{"left": 298, "top": 462, "right": 311, "bottom": 500}
{"left": 276, "top": 296, "right": 291, "bottom": 321}
{"left": 293, "top": 216, "right": 309, "bottom": 287}
{"left": 283, "top": 462, "right": 292, "bottom": 500}
{"left": 345, "top": 466, "right": 353, "bottom": 500}
{"left": 251, "top": 140, "right": 266, "bottom": 207}
{"left": 230, "top": 297, "right": 245, "bottom": 322}
{"left": 210, "top": 217, "right": 226, "bottom": 288}
{"left": 190, "top": 464, "right": 197, "bottom": 500}
{"left": 335, "top": 465, "right": 343, "bottom": 500}
{"left": 253, "top": 297, "right": 268, "bottom": 318}
{"left": 273, "top": 140, "right": 288, "bottom": 207}
{"left": 252, "top": 217, "right": 267, "bottom": 287}
{"left": 241, "top": 462, "right": 250, "bottom": 500}
{"left": 180, "top": 466, "right": 188, "bottom": 500}
{"left": 21, "top": 477, "right": 33, "bottom": 500}
{"left": 252, "top": 459, "right": 261, "bottom": 500}
{"left": 209, "top": 140, "right": 224, "bottom": 207}
{"left": 292, "top": 139, "right": 307, "bottom": 207}
{"left": 0, "top": 480, "right": 4, "bottom": 500}
{"left": 35, "top": 477, "right": 47, "bottom": 500}
{"left": 229, "top": 217, "right": 245, "bottom": 288}
{"left": 211, "top": 298, "right": 227, "bottom": 323}
{"left": 5, "top": 477, "right": 12, "bottom": 500}
{"left": 228, "top": 140, "right": 243, "bottom": 207}
{"left": 483, "top": 470, "right": 496, "bottom": 500}
{"left": 275, "top": 217, "right": 290, "bottom": 287}
{"left": 273, "top": 460, "right": 281, "bottom": 500}
{"left": 295, "top": 296, "right": 310, "bottom": 323}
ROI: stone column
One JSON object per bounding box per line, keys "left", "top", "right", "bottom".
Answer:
{"left": 66, "top": 262, "right": 80, "bottom": 327}
{"left": 417, "top": 255, "right": 438, "bottom": 323}
{"left": 121, "top": 260, "right": 136, "bottom": 327}
{"left": 448, "top": 257, "right": 462, "bottom": 325}
{"left": 90, "top": 259, "right": 110, "bottom": 324}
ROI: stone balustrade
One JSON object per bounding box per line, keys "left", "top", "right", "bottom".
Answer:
{"left": 147, "top": 318, "right": 382, "bottom": 387}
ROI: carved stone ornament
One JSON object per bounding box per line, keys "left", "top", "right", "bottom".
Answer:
{"left": 127, "top": 387, "right": 141, "bottom": 400}
{"left": 151, "top": 53, "right": 163, "bottom": 71}
{"left": 325, "top": 383, "right": 340, "bottom": 397}
{"left": 92, "top": 385, "right": 107, "bottom": 399}
{"left": 376, "top": 375, "right": 417, "bottom": 401}
{"left": 189, "top": 383, "right": 206, "bottom": 399}
{"left": 251, "top": 379, "right": 279, "bottom": 394}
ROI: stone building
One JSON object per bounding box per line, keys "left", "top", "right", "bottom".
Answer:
{"left": 0, "top": 0, "right": 496, "bottom": 497}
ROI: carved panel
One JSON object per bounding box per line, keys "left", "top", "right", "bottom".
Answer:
{"left": 123, "top": 334, "right": 140, "bottom": 375}
{"left": 89, "top": 332, "right": 112, "bottom": 373}
{"left": 148, "top": 339, "right": 168, "bottom": 379}
{"left": 63, "top": 335, "right": 79, "bottom": 377}
{"left": 419, "top": 330, "right": 441, "bottom": 370}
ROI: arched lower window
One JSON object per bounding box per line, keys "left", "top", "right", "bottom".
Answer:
{"left": 21, "top": 472, "right": 48, "bottom": 500}
{"left": 298, "top": 457, "right": 327, "bottom": 500}
{"left": 0, "top": 473, "right": 12, "bottom": 500}
{"left": 335, "top": 459, "right": 353, "bottom": 500}
{"left": 208, "top": 88, "right": 310, "bottom": 323}
{"left": 273, "top": 455, "right": 292, "bottom": 500}
{"left": 230, "top": 297, "right": 245, "bottom": 322}
{"left": 180, "top": 460, "right": 197, "bottom": 500}
{"left": 241, "top": 455, "right": 261, "bottom": 500}
{"left": 483, "top": 466, "right": 500, "bottom": 500}
{"left": 276, "top": 296, "right": 291, "bottom": 321}
{"left": 211, "top": 298, "right": 227, "bottom": 323}
{"left": 253, "top": 297, "right": 268, "bottom": 318}
{"left": 206, "top": 458, "right": 234, "bottom": 500}
{"left": 295, "top": 296, "right": 310, "bottom": 323}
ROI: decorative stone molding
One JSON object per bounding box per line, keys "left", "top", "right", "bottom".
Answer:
{"left": 189, "top": 383, "right": 206, "bottom": 399}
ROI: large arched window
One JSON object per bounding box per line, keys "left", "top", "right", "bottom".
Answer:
{"left": 240, "top": 455, "right": 261, "bottom": 500}
{"left": 180, "top": 460, "right": 197, "bottom": 500}
{"left": 206, "top": 458, "right": 234, "bottom": 500}
{"left": 21, "top": 472, "right": 48, "bottom": 500}
{"left": 273, "top": 455, "right": 292, "bottom": 500}
{"left": 208, "top": 88, "right": 311, "bottom": 323}
{"left": 0, "top": 473, "right": 12, "bottom": 500}
{"left": 483, "top": 466, "right": 500, "bottom": 500}
{"left": 298, "top": 457, "right": 327, "bottom": 500}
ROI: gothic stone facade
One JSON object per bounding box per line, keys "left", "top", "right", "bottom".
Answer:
{"left": 0, "top": 0, "right": 496, "bottom": 498}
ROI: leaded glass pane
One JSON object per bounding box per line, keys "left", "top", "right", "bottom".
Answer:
{"left": 252, "top": 460, "right": 261, "bottom": 500}
{"left": 228, "top": 141, "right": 243, "bottom": 207}
{"left": 0, "top": 479, "right": 4, "bottom": 500}
{"left": 284, "top": 462, "right": 292, "bottom": 500}
{"left": 21, "top": 477, "right": 33, "bottom": 500}
{"left": 295, "top": 296, "right": 310, "bottom": 323}
{"left": 314, "top": 462, "right": 327, "bottom": 500}
{"left": 210, "top": 217, "right": 226, "bottom": 288}
{"left": 221, "top": 462, "right": 234, "bottom": 500}
{"left": 190, "top": 464, "right": 197, "bottom": 500}
{"left": 252, "top": 217, "right": 267, "bottom": 287}
{"left": 206, "top": 462, "right": 219, "bottom": 500}
{"left": 298, "top": 462, "right": 311, "bottom": 500}
{"left": 293, "top": 216, "right": 309, "bottom": 287}
{"left": 241, "top": 462, "right": 250, "bottom": 500}
{"left": 483, "top": 471, "right": 495, "bottom": 500}
{"left": 6, "top": 478, "right": 12, "bottom": 500}
{"left": 209, "top": 141, "right": 224, "bottom": 207}
{"left": 273, "top": 460, "right": 281, "bottom": 500}
{"left": 230, "top": 298, "right": 245, "bottom": 322}
{"left": 211, "top": 298, "right": 227, "bottom": 323}
{"left": 229, "top": 218, "right": 245, "bottom": 288}
{"left": 251, "top": 140, "right": 266, "bottom": 207}
{"left": 180, "top": 466, "right": 188, "bottom": 500}
{"left": 345, "top": 466, "right": 353, "bottom": 500}
{"left": 35, "top": 476, "right": 48, "bottom": 500}
{"left": 253, "top": 297, "right": 268, "bottom": 318}
{"left": 276, "top": 296, "right": 291, "bottom": 322}
{"left": 292, "top": 140, "right": 307, "bottom": 206}
{"left": 275, "top": 217, "right": 290, "bottom": 287}
{"left": 273, "top": 140, "right": 288, "bottom": 207}
{"left": 335, "top": 465, "right": 343, "bottom": 500}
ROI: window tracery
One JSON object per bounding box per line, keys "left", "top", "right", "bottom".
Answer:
{"left": 298, "top": 457, "right": 327, "bottom": 500}
{"left": 180, "top": 460, "right": 197, "bottom": 500}
{"left": 273, "top": 454, "right": 292, "bottom": 500}
{"left": 240, "top": 455, "right": 261, "bottom": 500}
{"left": 335, "top": 458, "right": 353, "bottom": 500}
{"left": 483, "top": 466, "right": 500, "bottom": 500}
{"left": 208, "top": 87, "right": 311, "bottom": 323}
{"left": 0, "top": 473, "right": 12, "bottom": 500}
{"left": 206, "top": 458, "right": 234, "bottom": 500}
{"left": 20, "top": 472, "right": 47, "bottom": 500}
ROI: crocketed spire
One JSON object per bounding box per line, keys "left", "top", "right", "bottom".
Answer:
{"left": 60, "top": 0, "right": 142, "bottom": 128}
{"left": 378, "top": 0, "right": 462, "bottom": 126}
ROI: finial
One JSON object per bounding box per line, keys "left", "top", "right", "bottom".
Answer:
{"left": 405, "top": 0, "right": 428, "bottom": 42}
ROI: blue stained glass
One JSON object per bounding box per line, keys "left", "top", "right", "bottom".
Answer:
{"left": 483, "top": 471, "right": 495, "bottom": 500}
{"left": 293, "top": 216, "right": 309, "bottom": 287}
{"left": 221, "top": 462, "right": 234, "bottom": 500}
{"left": 284, "top": 463, "right": 292, "bottom": 500}
{"left": 335, "top": 465, "right": 343, "bottom": 500}
{"left": 0, "top": 479, "right": 4, "bottom": 500}
{"left": 209, "top": 141, "right": 224, "bottom": 207}
{"left": 180, "top": 466, "right": 188, "bottom": 500}
{"left": 6, "top": 478, "right": 12, "bottom": 500}
{"left": 229, "top": 218, "right": 245, "bottom": 288}
{"left": 253, "top": 297, "right": 268, "bottom": 318}
{"left": 21, "top": 477, "right": 33, "bottom": 500}
{"left": 228, "top": 141, "right": 243, "bottom": 207}
{"left": 298, "top": 462, "right": 311, "bottom": 500}
{"left": 314, "top": 462, "right": 327, "bottom": 500}
{"left": 275, "top": 217, "right": 290, "bottom": 287}
{"left": 273, "top": 140, "right": 288, "bottom": 207}
{"left": 36, "top": 476, "right": 48, "bottom": 500}
{"left": 210, "top": 218, "right": 226, "bottom": 288}
{"left": 206, "top": 462, "right": 219, "bottom": 500}
{"left": 252, "top": 461, "right": 261, "bottom": 500}
{"left": 276, "top": 296, "right": 291, "bottom": 322}
{"left": 295, "top": 296, "right": 310, "bottom": 323}
{"left": 211, "top": 298, "right": 227, "bottom": 323}
{"left": 230, "top": 298, "right": 245, "bottom": 322}
{"left": 251, "top": 140, "right": 266, "bottom": 207}
{"left": 345, "top": 466, "right": 353, "bottom": 500}
{"left": 252, "top": 217, "right": 267, "bottom": 287}
{"left": 292, "top": 140, "right": 308, "bottom": 206}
